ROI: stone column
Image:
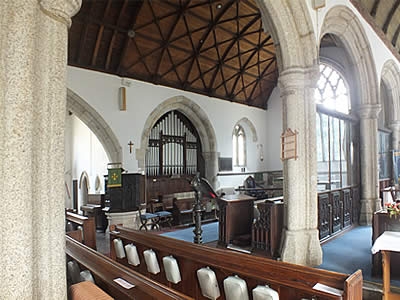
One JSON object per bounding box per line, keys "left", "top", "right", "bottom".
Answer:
{"left": 359, "top": 104, "right": 382, "bottom": 225}
{"left": 389, "top": 121, "right": 400, "bottom": 152}
{"left": 203, "top": 151, "right": 219, "bottom": 189}
{"left": 0, "top": 1, "right": 81, "bottom": 299}
{"left": 278, "top": 67, "right": 322, "bottom": 266}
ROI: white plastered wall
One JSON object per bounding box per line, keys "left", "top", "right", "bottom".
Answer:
{"left": 67, "top": 66, "right": 282, "bottom": 189}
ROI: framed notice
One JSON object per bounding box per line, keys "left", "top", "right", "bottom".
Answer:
{"left": 280, "top": 128, "right": 298, "bottom": 161}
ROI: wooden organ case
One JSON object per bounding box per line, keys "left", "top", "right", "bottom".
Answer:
{"left": 145, "top": 110, "right": 204, "bottom": 199}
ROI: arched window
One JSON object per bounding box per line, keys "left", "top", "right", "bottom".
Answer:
{"left": 315, "top": 63, "right": 350, "bottom": 114}
{"left": 233, "top": 125, "right": 246, "bottom": 167}
{"left": 315, "top": 63, "right": 353, "bottom": 191}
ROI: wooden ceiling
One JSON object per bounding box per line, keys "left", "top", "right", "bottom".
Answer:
{"left": 352, "top": 0, "right": 400, "bottom": 57}
{"left": 68, "top": 0, "right": 400, "bottom": 110}
{"left": 68, "top": 0, "right": 278, "bottom": 110}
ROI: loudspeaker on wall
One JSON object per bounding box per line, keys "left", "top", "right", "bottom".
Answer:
{"left": 119, "top": 87, "right": 126, "bottom": 111}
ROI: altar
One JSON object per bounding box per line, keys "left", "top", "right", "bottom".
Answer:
{"left": 372, "top": 231, "right": 400, "bottom": 300}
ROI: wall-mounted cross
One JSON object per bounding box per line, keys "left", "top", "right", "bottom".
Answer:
{"left": 128, "top": 141, "right": 134, "bottom": 154}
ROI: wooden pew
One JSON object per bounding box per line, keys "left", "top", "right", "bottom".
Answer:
{"left": 66, "top": 211, "right": 97, "bottom": 250}
{"left": 66, "top": 235, "right": 193, "bottom": 300}
{"left": 110, "top": 225, "right": 363, "bottom": 300}
{"left": 162, "top": 193, "right": 217, "bottom": 226}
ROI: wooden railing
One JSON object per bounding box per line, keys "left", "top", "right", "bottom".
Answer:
{"left": 110, "top": 225, "right": 363, "bottom": 300}
{"left": 66, "top": 236, "right": 193, "bottom": 300}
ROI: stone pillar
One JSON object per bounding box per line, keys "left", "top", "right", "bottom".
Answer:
{"left": 359, "top": 104, "right": 382, "bottom": 225}
{"left": 0, "top": 1, "right": 81, "bottom": 299}
{"left": 389, "top": 121, "right": 400, "bottom": 152}
{"left": 278, "top": 67, "right": 322, "bottom": 266}
{"left": 203, "top": 151, "right": 219, "bottom": 189}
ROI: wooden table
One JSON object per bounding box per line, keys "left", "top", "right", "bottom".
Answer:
{"left": 371, "top": 231, "right": 400, "bottom": 300}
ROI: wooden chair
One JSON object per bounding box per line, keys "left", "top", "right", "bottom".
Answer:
{"left": 138, "top": 204, "right": 159, "bottom": 231}
{"left": 151, "top": 201, "right": 173, "bottom": 228}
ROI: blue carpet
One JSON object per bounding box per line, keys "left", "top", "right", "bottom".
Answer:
{"left": 160, "top": 222, "right": 219, "bottom": 243}
{"left": 161, "top": 223, "right": 400, "bottom": 287}
{"left": 317, "top": 226, "right": 400, "bottom": 287}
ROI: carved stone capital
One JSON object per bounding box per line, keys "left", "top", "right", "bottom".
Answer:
{"left": 278, "top": 66, "right": 319, "bottom": 97}
{"left": 39, "top": 0, "right": 81, "bottom": 27}
{"left": 388, "top": 121, "right": 400, "bottom": 132}
{"left": 357, "top": 104, "right": 381, "bottom": 119}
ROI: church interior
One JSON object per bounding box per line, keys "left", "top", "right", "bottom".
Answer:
{"left": 3, "top": 0, "right": 400, "bottom": 299}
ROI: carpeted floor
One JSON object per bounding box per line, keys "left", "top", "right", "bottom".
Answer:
{"left": 160, "top": 221, "right": 219, "bottom": 243}
{"left": 317, "top": 226, "right": 373, "bottom": 277}
{"left": 317, "top": 225, "right": 400, "bottom": 287}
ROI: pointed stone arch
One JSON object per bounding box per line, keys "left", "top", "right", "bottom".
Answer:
{"left": 319, "top": 6, "right": 379, "bottom": 107}
{"left": 255, "top": 0, "right": 317, "bottom": 71}
{"left": 320, "top": 6, "right": 381, "bottom": 225}
{"left": 137, "top": 95, "right": 218, "bottom": 186}
{"left": 381, "top": 60, "right": 400, "bottom": 122}
{"left": 67, "top": 89, "right": 122, "bottom": 163}
{"left": 381, "top": 59, "right": 400, "bottom": 150}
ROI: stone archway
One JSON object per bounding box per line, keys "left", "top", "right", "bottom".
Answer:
{"left": 320, "top": 5, "right": 381, "bottom": 225}
{"left": 381, "top": 60, "right": 400, "bottom": 123}
{"left": 67, "top": 89, "right": 122, "bottom": 163}
{"left": 381, "top": 60, "right": 400, "bottom": 159}
{"left": 320, "top": 6, "right": 379, "bottom": 108}
{"left": 137, "top": 95, "right": 218, "bottom": 187}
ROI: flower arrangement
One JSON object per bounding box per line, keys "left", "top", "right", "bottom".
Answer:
{"left": 385, "top": 202, "right": 400, "bottom": 218}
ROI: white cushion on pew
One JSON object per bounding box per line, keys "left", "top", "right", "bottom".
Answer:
{"left": 252, "top": 285, "right": 279, "bottom": 300}
{"left": 67, "top": 260, "right": 81, "bottom": 285}
{"left": 80, "top": 270, "right": 95, "bottom": 283}
{"left": 196, "top": 267, "right": 220, "bottom": 300}
{"left": 113, "top": 238, "right": 126, "bottom": 259}
{"left": 77, "top": 225, "right": 84, "bottom": 241}
{"left": 143, "top": 249, "right": 160, "bottom": 274}
{"left": 162, "top": 255, "right": 181, "bottom": 284}
{"left": 125, "top": 244, "right": 140, "bottom": 266}
{"left": 223, "top": 275, "right": 249, "bottom": 300}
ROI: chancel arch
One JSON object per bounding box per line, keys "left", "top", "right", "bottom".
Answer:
{"left": 67, "top": 89, "right": 123, "bottom": 164}
{"left": 319, "top": 5, "right": 381, "bottom": 225}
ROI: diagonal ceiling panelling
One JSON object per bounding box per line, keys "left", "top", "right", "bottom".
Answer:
{"left": 68, "top": 0, "right": 278, "bottom": 110}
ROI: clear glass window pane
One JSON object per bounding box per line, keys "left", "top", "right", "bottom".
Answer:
{"left": 232, "top": 125, "right": 246, "bottom": 167}
{"left": 316, "top": 63, "right": 350, "bottom": 114}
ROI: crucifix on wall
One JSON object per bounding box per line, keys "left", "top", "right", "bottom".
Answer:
{"left": 128, "top": 141, "right": 134, "bottom": 154}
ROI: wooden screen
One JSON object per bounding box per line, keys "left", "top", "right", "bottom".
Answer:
{"left": 146, "top": 110, "right": 201, "bottom": 176}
